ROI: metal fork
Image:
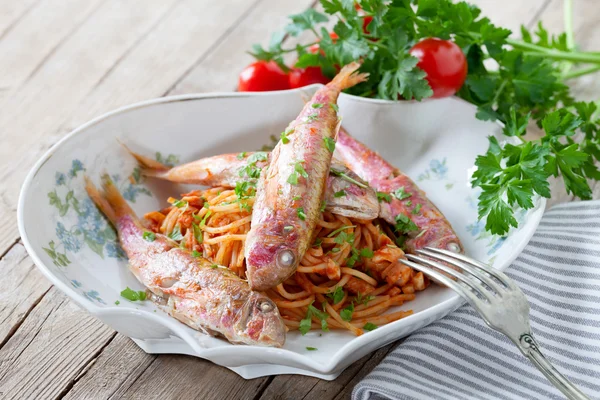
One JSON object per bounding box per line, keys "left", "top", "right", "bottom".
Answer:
{"left": 400, "top": 247, "right": 590, "bottom": 400}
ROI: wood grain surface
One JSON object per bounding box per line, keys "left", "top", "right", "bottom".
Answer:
{"left": 0, "top": 0, "right": 598, "bottom": 398}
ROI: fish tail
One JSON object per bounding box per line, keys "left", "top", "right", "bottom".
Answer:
{"left": 99, "top": 173, "right": 138, "bottom": 220}
{"left": 120, "top": 141, "right": 170, "bottom": 177}
{"left": 84, "top": 176, "right": 118, "bottom": 225}
{"left": 329, "top": 62, "right": 369, "bottom": 91}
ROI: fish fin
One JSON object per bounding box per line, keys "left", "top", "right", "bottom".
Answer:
{"left": 119, "top": 141, "right": 170, "bottom": 176}
{"left": 100, "top": 173, "right": 139, "bottom": 220}
{"left": 329, "top": 62, "right": 369, "bottom": 91}
{"left": 84, "top": 176, "right": 118, "bottom": 225}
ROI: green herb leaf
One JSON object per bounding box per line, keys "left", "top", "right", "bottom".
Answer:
{"left": 297, "top": 207, "right": 307, "bottom": 221}
{"left": 306, "top": 346, "right": 318, "bottom": 351}
{"left": 143, "top": 231, "right": 156, "bottom": 242}
{"left": 168, "top": 225, "right": 184, "bottom": 241}
{"left": 334, "top": 190, "right": 346, "bottom": 198}
{"left": 393, "top": 187, "right": 411, "bottom": 200}
{"left": 412, "top": 203, "right": 422, "bottom": 214}
{"left": 236, "top": 152, "right": 247, "bottom": 160}
{"left": 377, "top": 192, "right": 391, "bottom": 203}
{"left": 363, "top": 322, "right": 378, "bottom": 331}
{"left": 327, "top": 286, "right": 344, "bottom": 304}
{"left": 340, "top": 303, "right": 354, "bottom": 321}
{"left": 323, "top": 137, "right": 336, "bottom": 153}
{"left": 120, "top": 287, "right": 147, "bottom": 302}
{"left": 394, "top": 214, "right": 418, "bottom": 234}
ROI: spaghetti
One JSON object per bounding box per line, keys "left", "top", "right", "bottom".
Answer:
{"left": 144, "top": 187, "right": 430, "bottom": 336}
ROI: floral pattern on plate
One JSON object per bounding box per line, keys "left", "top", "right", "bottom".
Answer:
{"left": 43, "top": 154, "right": 178, "bottom": 267}
{"left": 417, "top": 158, "right": 455, "bottom": 190}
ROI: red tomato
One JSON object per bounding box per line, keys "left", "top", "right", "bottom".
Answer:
{"left": 289, "top": 67, "right": 330, "bottom": 88}
{"left": 362, "top": 16, "right": 373, "bottom": 34}
{"left": 409, "top": 38, "right": 467, "bottom": 98}
{"left": 238, "top": 61, "right": 290, "bottom": 92}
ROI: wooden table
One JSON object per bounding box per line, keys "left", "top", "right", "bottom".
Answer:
{"left": 1, "top": 1, "right": 598, "bottom": 399}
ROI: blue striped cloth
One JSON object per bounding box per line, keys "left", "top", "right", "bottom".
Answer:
{"left": 353, "top": 201, "right": 600, "bottom": 400}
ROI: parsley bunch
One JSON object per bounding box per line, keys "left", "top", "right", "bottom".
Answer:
{"left": 250, "top": 0, "right": 600, "bottom": 236}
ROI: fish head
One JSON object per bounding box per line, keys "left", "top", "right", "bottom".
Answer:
{"left": 234, "top": 292, "right": 286, "bottom": 347}
{"left": 245, "top": 220, "right": 300, "bottom": 291}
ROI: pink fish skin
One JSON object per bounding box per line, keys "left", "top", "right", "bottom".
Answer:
{"left": 245, "top": 62, "right": 369, "bottom": 291}
{"left": 128, "top": 149, "right": 378, "bottom": 220}
{"left": 335, "top": 128, "right": 463, "bottom": 254}
{"left": 84, "top": 174, "right": 286, "bottom": 347}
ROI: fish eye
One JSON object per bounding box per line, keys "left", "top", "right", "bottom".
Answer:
{"left": 447, "top": 242, "right": 461, "bottom": 253}
{"left": 258, "top": 299, "right": 274, "bottom": 313}
{"left": 276, "top": 249, "right": 296, "bottom": 269}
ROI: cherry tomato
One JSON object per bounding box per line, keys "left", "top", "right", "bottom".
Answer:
{"left": 362, "top": 16, "right": 373, "bottom": 34}
{"left": 289, "top": 66, "right": 330, "bottom": 88}
{"left": 409, "top": 38, "right": 467, "bottom": 98}
{"left": 238, "top": 61, "right": 290, "bottom": 92}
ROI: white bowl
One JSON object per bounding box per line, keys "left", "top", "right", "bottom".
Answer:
{"left": 18, "top": 86, "right": 545, "bottom": 380}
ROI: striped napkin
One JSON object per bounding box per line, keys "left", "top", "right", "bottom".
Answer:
{"left": 353, "top": 201, "right": 600, "bottom": 400}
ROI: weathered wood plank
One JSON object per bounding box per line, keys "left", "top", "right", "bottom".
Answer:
{"left": 469, "top": 0, "right": 549, "bottom": 34}
{"left": 257, "top": 343, "right": 396, "bottom": 400}
{"left": 0, "top": 0, "right": 104, "bottom": 95}
{"left": 63, "top": 335, "right": 155, "bottom": 400}
{"left": 0, "top": 243, "right": 52, "bottom": 348}
{"left": 171, "top": 0, "right": 318, "bottom": 94}
{"left": 0, "top": 0, "right": 180, "bottom": 255}
{"left": 111, "top": 354, "right": 270, "bottom": 400}
{"left": 0, "top": 0, "right": 41, "bottom": 39}
{"left": 54, "top": 0, "right": 265, "bottom": 135}
{"left": 0, "top": 287, "right": 115, "bottom": 400}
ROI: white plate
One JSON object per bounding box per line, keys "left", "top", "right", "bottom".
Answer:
{"left": 18, "top": 86, "right": 545, "bottom": 380}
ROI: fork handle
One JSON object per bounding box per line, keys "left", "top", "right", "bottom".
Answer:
{"left": 519, "top": 334, "right": 590, "bottom": 400}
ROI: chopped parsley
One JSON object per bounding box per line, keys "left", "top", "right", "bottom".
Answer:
{"left": 377, "top": 192, "right": 391, "bottom": 203}
{"left": 340, "top": 303, "right": 355, "bottom": 322}
{"left": 192, "top": 222, "right": 203, "bottom": 244}
{"left": 114, "top": 300, "right": 120, "bottom": 305}
{"left": 199, "top": 210, "right": 212, "bottom": 228}
{"left": 330, "top": 103, "right": 339, "bottom": 113}
{"left": 394, "top": 214, "right": 418, "bottom": 234}
{"left": 334, "top": 231, "right": 355, "bottom": 245}
{"left": 288, "top": 161, "right": 309, "bottom": 185}
{"left": 323, "top": 137, "right": 336, "bottom": 153}
{"left": 393, "top": 187, "right": 411, "bottom": 200}
{"left": 406, "top": 200, "right": 412, "bottom": 207}
{"left": 346, "top": 247, "right": 360, "bottom": 267}
{"left": 327, "top": 225, "right": 356, "bottom": 238}
{"left": 293, "top": 196, "right": 301, "bottom": 201}
{"left": 297, "top": 207, "right": 306, "bottom": 221}
{"left": 326, "top": 287, "right": 344, "bottom": 304}
{"left": 192, "top": 250, "right": 202, "bottom": 258}
{"left": 313, "top": 238, "right": 323, "bottom": 247}
{"left": 120, "top": 287, "right": 147, "bottom": 301}
{"left": 363, "top": 322, "right": 378, "bottom": 332}
{"left": 238, "top": 152, "right": 268, "bottom": 179}
{"left": 320, "top": 200, "right": 327, "bottom": 213}
{"left": 306, "top": 113, "right": 318, "bottom": 122}
{"left": 330, "top": 168, "right": 368, "bottom": 189}
{"left": 412, "top": 203, "right": 422, "bottom": 214}
{"left": 280, "top": 128, "right": 293, "bottom": 144}
{"left": 334, "top": 190, "right": 346, "bottom": 198}
{"left": 168, "top": 225, "right": 184, "bottom": 241}
{"left": 356, "top": 293, "right": 375, "bottom": 306}
{"left": 360, "top": 248, "right": 374, "bottom": 258}
{"left": 331, "top": 247, "right": 341, "bottom": 253}
{"left": 172, "top": 199, "right": 188, "bottom": 208}
{"left": 311, "top": 103, "right": 323, "bottom": 108}
{"left": 210, "top": 264, "right": 219, "bottom": 269}
{"left": 283, "top": 225, "right": 294, "bottom": 232}
{"left": 236, "top": 152, "right": 247, "bottom": 160}
{"left": 306, "top": 346, "right": 318, "bottom": 351}
{"left": 299, "top": 303, "right": 330, "bottom": 335}
{"left": 143, "top": 231, "right": 156, "bottom": 242}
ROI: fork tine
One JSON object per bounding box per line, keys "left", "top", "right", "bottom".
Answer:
{"left": 423, "top": 246, "right": 513, "bottom": 288}
{"left": 416, "top": 248, "right": 505, "bottom": 296}
{"left": 404, "top": 254, "right": 495, "bottom": 304}
{"left": 399, "top": 258, "right": 483, "bottom": 308}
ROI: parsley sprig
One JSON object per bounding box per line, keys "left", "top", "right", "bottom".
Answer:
{"left": 249, "top": 0, "right": 600, "bottom": 236}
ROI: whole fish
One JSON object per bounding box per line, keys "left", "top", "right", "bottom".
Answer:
{"left": 126, "top": 148, "right": 378, "bottom": 221}
{"left": 335, "top": 128, "right": 463, "bottom": 254}
{"left": 84, "top": 174, "right": 286, "bottom": 347}
{"left": 245, "top": 62, "right": 369, "bottom": 291}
